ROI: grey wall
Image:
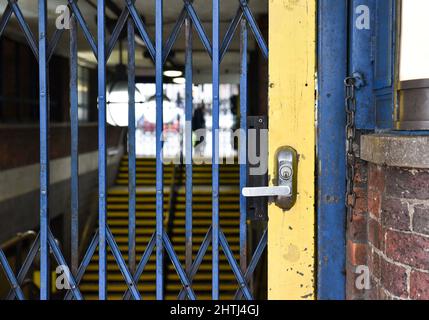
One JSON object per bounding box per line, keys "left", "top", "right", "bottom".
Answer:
{"left": 0, "top": 148, "right": 123, "bottom": 244}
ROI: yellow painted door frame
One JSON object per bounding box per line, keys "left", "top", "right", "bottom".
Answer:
{"left": 268, "top": 0, "right": 316, "bottom": 300}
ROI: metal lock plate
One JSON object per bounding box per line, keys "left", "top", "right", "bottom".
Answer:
{"left": 242, "top": 146, "right": 298, "bottom": 211}
{"left": 274, "top": 146, "right": 297, "bottom": 211}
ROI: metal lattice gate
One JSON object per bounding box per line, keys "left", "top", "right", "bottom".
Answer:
{"left": 0, "top": 0, "right": 268, "bottom": 300}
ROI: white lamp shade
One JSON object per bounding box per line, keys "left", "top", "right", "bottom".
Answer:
{"left": 400, "top": 0, "right": 429, "bottom": 81}
{"left": 105, "top": 82, "right": 183, "bottom": 127}
{"left": 106, "top": 82, "right": 145, "bottom": 127}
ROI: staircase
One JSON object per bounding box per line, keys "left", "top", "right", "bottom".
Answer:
{"left": 80, "top": 156, "right": 242, "bottom": 300}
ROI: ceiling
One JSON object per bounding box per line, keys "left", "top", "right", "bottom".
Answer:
{"left": 0, "top": 0, "right": 268, "bottom": 83}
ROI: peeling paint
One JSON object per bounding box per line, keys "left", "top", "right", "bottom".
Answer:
{"left": 283, "top": 244, "right": 301, "bottom": 262}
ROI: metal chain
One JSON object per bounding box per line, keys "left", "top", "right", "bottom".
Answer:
{"left": 345, "top": 76, "right": 357, "bottom": 222}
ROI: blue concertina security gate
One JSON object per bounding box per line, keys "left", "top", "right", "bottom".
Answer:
{"left": 0, "top": 0, "right": 269, "bottom": 300}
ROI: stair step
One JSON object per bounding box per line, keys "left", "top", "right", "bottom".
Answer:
{"left": 109, "top": 227, "right": 239, "bottom": 235}
{"left": 116, "top": 180, "right": 240, "bottom": 184}
{"left": 108, "top": 187, "right": 240, "bottom": 196}
{"left": 89, "top": 245, "right": 240, "bottom": 254}
{"left": 85, "top": 263, "right": 234, "bottom": 271}
{"left": 80, "top": 283, "right": 239, "bottom": 292}
{"left": 83, "top": 294, "right": 234, "bottom": 300}
{"left": 107, "top": 196, "right": 239, "bottom": 203}
{"left": 108, "top": 212, "right": 240, "bottom": 219}
{"left": 107, "top": 219, "right": 239, "bottom": 227}
{"left": 82, "top": 273, "right": 236, "bottom": 282}
{"left": 90, "top": 254, "right": 239, "bottom": 263}
{"left": 117, "top": 172, "right": 240, "bottom": 177}
{"left": 80, "top": 155, "right": 242, "bottom": 300}
{"left": 107, "top": 204, "right": 240, "bottom": 210}
{"left": 110, "top": 237, "right": 240, "bottom": 246}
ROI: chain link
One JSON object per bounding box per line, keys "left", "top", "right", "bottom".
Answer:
{"left": 345, "top": 76, "right": 357, "bottom": 222}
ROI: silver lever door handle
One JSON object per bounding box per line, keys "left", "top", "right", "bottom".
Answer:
{"left": 242, "top": 146, "right": 298, "bottom": 211}
{"left": 242, "top": 186, "right": 291, "bottom": 198}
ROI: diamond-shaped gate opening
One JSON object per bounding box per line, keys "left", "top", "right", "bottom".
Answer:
{"left": 0, "top": 0, "right": 39, "bottom": 59}
{"left": 0, "top": 249, "right": 26, "bottom": 300}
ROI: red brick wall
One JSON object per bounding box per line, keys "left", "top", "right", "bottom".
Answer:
{"left": 347, "top": 161, "right": 429, "bottom": 300}
{"left": 346, "top": 159, "right": 369, "bottom": 300}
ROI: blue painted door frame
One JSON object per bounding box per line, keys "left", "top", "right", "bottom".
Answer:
{"left": 349, "top": 0, "right": 396, "bottom": 130}
{"left": 317, "top": 0, "right": 348, "bottom": 300}
{"left": 317, "top": 0, "right": 397, "bottom": 299}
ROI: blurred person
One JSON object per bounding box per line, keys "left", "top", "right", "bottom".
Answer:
{"left": 192, "top": 103, "right": 206, "bottom": 154}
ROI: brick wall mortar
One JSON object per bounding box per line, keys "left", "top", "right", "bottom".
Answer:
{"left": 347, "top": 159, "right": 429, "bottom": 300}
{"left": 369, "top": 243, "right": 412, "bottom": 299}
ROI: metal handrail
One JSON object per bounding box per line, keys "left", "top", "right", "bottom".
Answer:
{"left": 164, "top": 116, "right": 184, "bottom": 228}
{"left": 0, "top": 231, "right": 37, "bottom": 251}
{"left": 162, "top": 118, "right": 185, "bottom": 295}
{"left": 165, "top": 164, "right": 183, "bottom": 227}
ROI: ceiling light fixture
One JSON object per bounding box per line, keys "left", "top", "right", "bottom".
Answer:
{"left": 164, "top": 69, "right": 183, "bottom": 78}
{"left": 172, "top": 77, "right": 186, "bottom": 84}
